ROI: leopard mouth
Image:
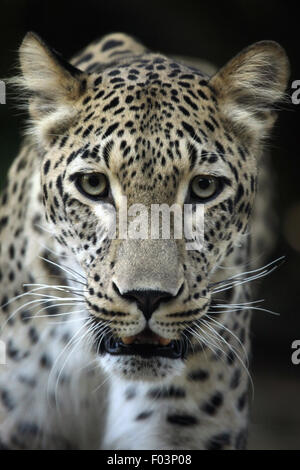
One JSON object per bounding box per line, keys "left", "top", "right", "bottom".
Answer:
{"left": 100, "top": 328, "right": 188, "bottom": 359}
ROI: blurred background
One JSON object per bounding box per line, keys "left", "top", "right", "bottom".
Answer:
{"left": 0, "top": 0, "right": 299, "bottom": 449}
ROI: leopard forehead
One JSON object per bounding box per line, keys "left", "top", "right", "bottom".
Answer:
{"left": 49, "top": 55, "right": 222, "bottom": 155}
{"left": 44, "top": 57, "right": 251, "bottom": 202}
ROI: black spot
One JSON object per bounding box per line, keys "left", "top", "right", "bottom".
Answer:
{"left": 103, "top": 97, "right": 120, "bottom": 112}
{"left": 109, "top": 69, "right": 121, "bottom": 76}
{"left": 59, "top": 136, "right": 68, "bottom": 149}
{"left": 56, "top": 175, "right": 63, "bottom": 198}
{"left": 125, "top": 387, "right": 136, "bottom": 400}
{"left": 16, "top": 157, "right": 27, "bottom": 172}
{"left": 178, "top": 105, "right": 190, "bottom": 116}
{"left": 43, "top": 160, "right": 51, "bottom": 175}
{"left": 228, "top": 161, "right": 239, "bottom": 182}
{"left": 201, "top": 391, "right": 223, "bottom": 415}
{"left": 238, "top": 146, "right": 246, "bottom": 161}
{"left": 1, "top": 295, "right": 9, "bottom": 313}
{"left": 204, "top": 120, "right": 215, "bottom": 132}
{"left": 227, "top": 350, "right": 236, "bottom": 365}
{"left": 208, "top": 154, "right": 218, "bottom": 163}
{"left": 82, "top": 96, "right": 91, "bottom": 105}
{"left": 9, "top": 244, "right": 15, "bottom": 260}
{"left": 95, "top": 90, "right": 105, "bottom": 100}
{"left": 20, "top": 310, "right": 31, "bottom": 323}
{"left": 125, "top": 95, "right": 134, "bottom": 104}
{"left": 237, "top": 391, "right": 248, "bottom": 411}
{"left": 188, "top": 369, "right": 209, "bottom": 381}
{"left": 103, "top": 141, "right": 113, "bottom": 169}
{"left": 75, "top": 53, "right": 93, "bottom": 66}
{"left": 40, "top": 354, "right": 52, "bottom": 369}
{"left": 7, "top": 339, "right": 20, "bottom": 360}
{"left": 102, "top": 39, "right": 124, "bottom": 52}
{"left": 187, "top": 144, "right": 198, "bottom": 171}
{"left": 0, "top": 389, "right": 15, "bottom": 411}
{"left": 215, "top": 140, "right": 225, "bottom": 156}
{"left": 94, "top": 76, "right": 102, "bottom": 87}
{"left": 235, "top": 184, "right": 244, "bottom": 204}
{"left": 181, "top": 121, "right": 202, "bottom": 144}
{"left": 102, "top": 123, "right": 119, "bottom": 139}
{"left": 0, "top": 216, "right": 8, "bottom": 232}
{"left": 197, "top": 89, "right": 208, "bottom": 100}
{"left": 67, "top": 151, "right": 77, "bottom": 165}
{"left": 167, "top": 414, "right": 198, "bottom": 426}
{"left": 183, "top": 95, "right": 198, "bottom": 110}
{"left": 136, "top": 411, "right": 153, "bottom": 420}
{"left": 28, "top": 327, "right": 39, "bottom": 344}
{"left": 148, "top": 386, "right": 186, "bottom": 399}
{"left": 82, "top": 125, "right": 94, "bottom": 138}
{"left": 235, "top": 428, "right": 248, "bottom": 449}
{"left": 230, "top": 369, "right": 241, "bottom": 389}
{"left": 206, "top": 432, "right": 231, "bottom": 450}
{"left": 178, "top": 81, "right": 190, "bottom": 88}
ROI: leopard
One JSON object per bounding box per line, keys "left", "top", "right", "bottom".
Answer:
{"left": 0, "top": 32, "right": 289, "bottom": 449}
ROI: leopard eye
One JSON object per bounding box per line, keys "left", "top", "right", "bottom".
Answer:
{"left": 76, "top": 173, "right": 109, "bottom": 199}
{"left": 190, "top": 175, "right": 221, "bottom": 202}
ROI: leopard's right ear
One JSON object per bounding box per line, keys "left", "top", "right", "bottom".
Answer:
{"left": 18, "top": 32, "right": 88, "bottom": 140}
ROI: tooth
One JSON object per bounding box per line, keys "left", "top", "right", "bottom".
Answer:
{"left": 121, "top": 335, "right": 136, "bottom": 345}
{"left": 159, "top": 337, "right": 172, "bottom": 346}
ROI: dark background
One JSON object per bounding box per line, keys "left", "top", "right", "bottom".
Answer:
{"left": 0, "top": 0, "right": 299, "bottom": 449}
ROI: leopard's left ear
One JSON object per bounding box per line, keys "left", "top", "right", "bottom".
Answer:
{"left": 209, "top": 41, "right": 290, "bottom": 140}
{"left": 18, "top": 32, "right": 88, "bottom": 141}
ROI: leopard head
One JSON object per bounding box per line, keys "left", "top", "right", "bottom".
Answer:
{"left": 18, "top": 32, "right": 289, "bottom": 380}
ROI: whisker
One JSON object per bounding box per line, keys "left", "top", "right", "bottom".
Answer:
{"left": 211, "top": 266, "right": 278, "bottom": 294}
{"left": 46, "top": 320, "right": 88, "bottom": 410}
{"left": 209, "top": 256, "right": 285, "bottom": 288}
{"left": 199, "top": 318, "right": 254, "bottom": 395}
{"left": 202, "top": 315, "right": 249, "bottom": 366}
{"left": 24, "top": 282, "right": 86, "bottom": 294}
{"left": 39, "top": 256, "right": 86, "bottom": 281}
{"left": 211, "top": 299, "right": 264, "bottom": 308}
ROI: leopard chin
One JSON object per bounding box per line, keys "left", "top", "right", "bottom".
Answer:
{"left": 99, "top": 352, "right": 186, "bottom": 381}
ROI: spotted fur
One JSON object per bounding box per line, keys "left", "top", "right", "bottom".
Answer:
{"left": 0, "top": 32, "right": 289, "bottom": 449}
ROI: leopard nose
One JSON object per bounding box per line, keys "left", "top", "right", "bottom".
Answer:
{"left": 123, "top": 290, "right": 174, "bottom": 320}
{"left": 113, "top": 283, "right": 176, "bottom": 320}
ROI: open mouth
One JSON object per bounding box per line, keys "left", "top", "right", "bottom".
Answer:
{"left": 99, "top": 328, "right": 188, "bottom": 359}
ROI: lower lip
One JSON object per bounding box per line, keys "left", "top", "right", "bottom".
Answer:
{"left": 102, "top": 337, "right": 188, "bottom": 359}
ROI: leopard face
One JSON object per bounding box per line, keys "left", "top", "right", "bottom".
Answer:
{"left": 18, "top": 33, "right": 289, "bottom": 380}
